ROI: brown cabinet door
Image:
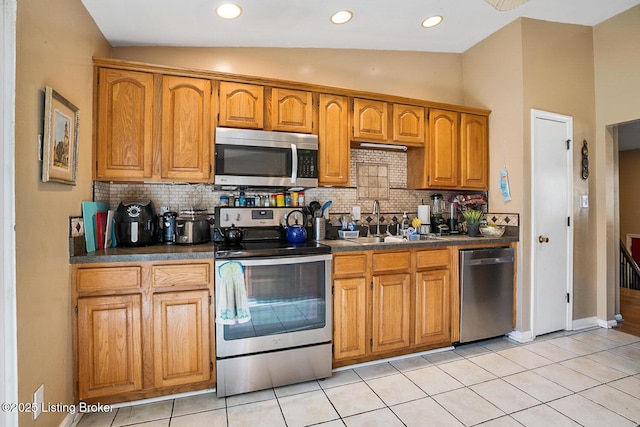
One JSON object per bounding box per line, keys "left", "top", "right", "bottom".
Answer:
{"left": 393, "top": 104, "right": 425, "bottom": 146}
{"left": 333, "top": 277, "right": 368, "bottom": 360}
{"left": 428, "top": 109, "right": 459, "bottom": 188}
{"left": 77, "top": 295, "right": 143, "bottom": 399}
{"left": 460, "top": 113, "right": 488, "bottom": 190}
{"left": 372, "top": 273, "right": 410, "bottom": 353}
{"left": 353, "top": 98, "right": 388, "bottom": 141}
{"left": 218, "top": 82, "right": 264, "bottom": 129}
{"left": 319, "top": 94, "right": 350, "bottom": 186}
{"left": 96, "top": 68, "right": 154, "bottom": 181}
{"left": 271, "top": 88, "right": 313, "bottom": 133}
{"left": 161, "top": 76, "right": 212, "bottom": 182}
{"left": 415, "top": 269, "right": 450, "bottom": 345}
{"left": 153, "top": 290, "right": 211, "bottom": 388}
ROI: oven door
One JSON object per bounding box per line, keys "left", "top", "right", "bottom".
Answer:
{"left": 215, "top": 254, "right": 332, "bottom": 358}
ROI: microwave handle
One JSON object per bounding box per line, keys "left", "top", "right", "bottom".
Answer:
{"left": 291, "top": 143, "right": 298, "bottom": 184}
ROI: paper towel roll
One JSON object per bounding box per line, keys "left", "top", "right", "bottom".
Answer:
{"left": 418, "top": 205, "right": 430, "bottom": 223}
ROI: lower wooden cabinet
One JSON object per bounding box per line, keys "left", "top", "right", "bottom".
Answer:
{"left": 73, "top": 259, "right": 214, "bottom": 404}
{"left": 333, "top": 276, "right": 368, "bottom": 360}
{"left": 372, "top": 272, "right": 411, "bottom": 353}
{"left": 415, "top": 269, "right": 450, "bottom": 345}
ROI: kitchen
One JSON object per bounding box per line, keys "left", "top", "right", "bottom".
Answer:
{"left": 4, "top": 0, "right": 640, "bottom": 426}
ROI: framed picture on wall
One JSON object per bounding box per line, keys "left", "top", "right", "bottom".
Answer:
{"left": 42, "top": 86, "right": 79, "bottom": 185}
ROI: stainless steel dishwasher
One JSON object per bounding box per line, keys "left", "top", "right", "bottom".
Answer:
{"left": 459, "top": 247, "right": 514, "bottom": 343}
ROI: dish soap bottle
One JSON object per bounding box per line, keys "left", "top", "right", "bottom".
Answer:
{"left": 400, "top": 212, "right": 409, "bottom": 237}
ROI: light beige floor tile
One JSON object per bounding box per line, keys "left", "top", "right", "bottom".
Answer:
{"left": 391, "top": 397, "right": 464, "bottom": 427}
{"left": 433, "top": 387, "right": 505, "bottom": 426}
{"left": 278, "top": 389, "right": 340, "bottom": 427}
{"left": 354, "top": 362, "right": 398, "bottom": 380}
{"left": 469, "top": 353, "right": 527, "bottom": 377}
{"left": 315, "top": 421, "right": 346, "bottom": 427}
{"left": 365, "top": 373, "right": 427, "bottom": 406}
{"left": 76, "top": 410, "right": 117, "bottom": 427}
{"left": 120, "top": 420, "right": 169, "bottom": 427}
{"left": 319, "top": 369, "right": 361, "bottom": 389}
{"left": 546, "top": 336, "right": 600, "bottom": 356}
{"left": 611, "top": 344, "right": 640, "bottom": 361}
{"left": 169, "top": 409, "right": 227, "bottom": 427}
{"left": 548, "top": 394, "right": 637, "bottom": 427}
{"left": 523, "top": 341, "right": 578, "bottom": 362}
{"left": 588, "top": 328, "right": 640, "bottom": 345}
{"left": 343, "top": 407, "right": 405, "bottom": 427}
{"left": 423, "top": 350, "right": 463, "bottom": 365}
{"left": 471, "top": 379, "right": 540, "bottom": 414}
{"left": 454, "top": 342, "right": 491, "bottom": 358}
{"left": 324, "top": 381, "right": 385, "bottom": 418}
{"left": 533, "top": 363, "right": 601, "bottom": 392}
{"left": 476, "top": 416, "right": 523, "bottom": 427}
{"left": 609, "top": 376, "right": 640, "bottom": 399}
{"left": 481, "top": 337, "right": 520, "bottom": 352}
{"left": 560, "top": 356, "right": 628, "bottom": 383}
{"left": 581, "top": 384, "right": 640, "bottom": 424}
{"left": 172, "top": 392, "right": 225, "bottom": 417}
{"left": 497, "top": 346, "right": 553, "bottom": 369}
{"left": 511, "top": 404, "right": 582, "bottom": 427}
{"left": 226, "top": 388, "right": 276, "bottom": 407}
{"left": 112, "top": 401, "right": 173, "bottom": 426}
{"left": 274, "top": 379, "right": 320, "bottom": 397}
{"left": 502, "top": 371, "right": 572, "bottom": 403}
{"left": 586, "top": 350, "right": 640, "bottom": 374}
{"left": 403, "top": 365, "right": 464, "bottom": 396}
{"left": 566, "top": 331, "right": 621, "bottom": 350}
{"left": 226, "top": 398, "right": 286, "bottom": 427}
{"left": 389, "top": 355, "right": 431, "bottom": 372}
{"left": 438, "top": 358, "right": 497, "bottom": 386}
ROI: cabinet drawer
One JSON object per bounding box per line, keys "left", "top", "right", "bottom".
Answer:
{"left": 334, "top": 253, "right": 368, "bottom": 277}
{"left": 76, "top": 266, "right": 142, "bottom": 292}
{"left": 415, "top": 249, "right": 450, "bottom": 270}
{"left": 151, "top": 263, "right": 211, "bottom": 288}
{"left": 372, "top": 251, "right": 410, "bottom": 273}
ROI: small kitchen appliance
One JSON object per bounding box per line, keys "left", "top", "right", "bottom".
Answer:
{"left": 430, "top": 194, "right": 449, "bottom": 235}
{"left": 114, "top": 200, "right": 157, "bottom": 247}
{"left": 174, "top": 210, "right": 212, "bottom": 245}
{"left": 161, "top": 211, "right": 177, "bottom": 244}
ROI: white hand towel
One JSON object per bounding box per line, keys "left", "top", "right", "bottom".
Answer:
{"left": 216, "top": 261, "right": 251, "bottom": 325}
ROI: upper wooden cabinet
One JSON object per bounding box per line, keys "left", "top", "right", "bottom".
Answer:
{"left": 428, "top": 109, "right": 459, "bottom": 189}
{"left": 460, "top": 113, "right": 488, "bottom": 190}
{"left": 318, "top": 94, "right": 350, "bottom": 186}
{"left": 392, "top": 104, "right": 425, "bottom": 146}
{"left": 95, "top": 68, "right": 154, "bottom": 181}
{"left": 270, "top": 88, "right": 313, "bottom": 133}
{"left": 218, "top": 82, "right": 264, "bottom": 129}
{"left": 161, "top": 76, "right": 213, "bottom": 182}
{"left": 352, "top": 98, "right": 388, "bottom": 142}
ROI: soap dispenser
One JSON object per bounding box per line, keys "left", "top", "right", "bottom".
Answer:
{"left": 400, "top": 212, "right": 409, "bottom": 236}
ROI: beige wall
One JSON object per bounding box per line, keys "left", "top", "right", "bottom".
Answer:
{"left": 619, "top": 149, "right": 640, "bottom": 244}
{"left": 593, "top": 4, "right": 640, "bottom": 322}
{"left": 463, "top": 19, "right": 598, "bottom": 333}
{"left": 15, "top": 0, "right": 110, "bottom": 424}
{"left": 112, "top": 47, "right": 465, "bottom": 105}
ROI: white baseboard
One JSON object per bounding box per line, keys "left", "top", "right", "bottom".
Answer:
{"left": 597, "top": 318, "right": 618, "bottom": 329}
{"left": 60, "top": 408, "right": 80, "bottom": 427}
{"left": 572, "top": 317, "right": 599, "bottom": 330}
{"left": 507, "top": 330, "right": 534, "bottom": 343}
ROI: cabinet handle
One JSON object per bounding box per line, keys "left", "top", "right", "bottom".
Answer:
{"left": 538, "top": 236, "right": 549, "bottom": 243}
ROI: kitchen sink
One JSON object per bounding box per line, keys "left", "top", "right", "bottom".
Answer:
{"left": 348, "top": 235, "right": 446, "bottom": 245}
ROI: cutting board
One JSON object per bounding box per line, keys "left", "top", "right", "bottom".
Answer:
{"left": 82, "top": 201, "right": 109, "bottom": 253}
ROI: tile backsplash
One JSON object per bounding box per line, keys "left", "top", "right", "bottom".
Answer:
{"left": 95, "top": 148, "right": 494, "bottom": 228}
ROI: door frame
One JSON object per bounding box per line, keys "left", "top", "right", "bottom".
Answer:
{"left": 1, "top": 0, "right": 18, "bottom": 425}
{"left": 530, "top": 109, "right": 574, "bottom": 337}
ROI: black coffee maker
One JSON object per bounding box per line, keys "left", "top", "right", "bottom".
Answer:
{"left": 114, "top": 200, "right": 157, "bottom": 246}
{"left": 430, "top": 193, "right": 449, "bottom": 235}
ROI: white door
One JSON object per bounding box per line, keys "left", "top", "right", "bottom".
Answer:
{"left": 531, "top": 109, "right": 573, "bottom": 336}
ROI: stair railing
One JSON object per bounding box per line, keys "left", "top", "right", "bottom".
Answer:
{"left": 620, "top": 240, "right": 640, "bottom": 291}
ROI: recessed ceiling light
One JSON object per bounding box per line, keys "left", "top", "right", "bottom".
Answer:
{"left": 421, "top": 15, "right": 443, "bottom": 28}
{"left": 216, "top": 3, "right": 242, "bottom": 19}
{"left": 330, "top": 10, "right": 353, "bottom": 25}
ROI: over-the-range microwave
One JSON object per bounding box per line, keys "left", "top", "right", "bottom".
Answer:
{"left": 214, "top": 127, "right": 319, "bottom": 188}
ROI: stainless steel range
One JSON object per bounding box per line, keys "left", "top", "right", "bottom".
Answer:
{"left": 213, "top": 207, "right": 332, "bottom": 397}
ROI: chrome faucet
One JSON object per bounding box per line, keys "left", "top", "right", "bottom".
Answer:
{"left": 372, "top": 200, "right": 381, "bottom": 235}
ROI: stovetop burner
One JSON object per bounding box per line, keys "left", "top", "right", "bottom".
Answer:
{"left": 214, "top": 239, "right": 330, "bottom": 259}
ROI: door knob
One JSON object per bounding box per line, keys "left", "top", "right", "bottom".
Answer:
{"left": 538, "top": 236, "right": 549, "bottom": 243}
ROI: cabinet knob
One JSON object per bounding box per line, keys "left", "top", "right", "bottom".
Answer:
{"left": 538, "top": 236, "right": 549, "bottom": 243}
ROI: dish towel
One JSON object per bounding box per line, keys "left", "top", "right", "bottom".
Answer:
{"left": 216, "top": 261, "right": 251, "bottom": 325}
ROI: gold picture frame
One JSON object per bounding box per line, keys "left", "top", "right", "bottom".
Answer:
{"left": 42, "top": 86, "right": 79, "bottom": 185}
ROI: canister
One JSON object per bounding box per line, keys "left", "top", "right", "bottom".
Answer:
{"left": 313, "top": 217, "right": 326, "bottom": 241}
{"left": 276, "top": 193, "right": 285, "bottom": 207}
{"left": 219, "top": 195, "right": 229, "bottom": 207}
{"left": 291, "top": 192, "right": 299, "bottom": 207}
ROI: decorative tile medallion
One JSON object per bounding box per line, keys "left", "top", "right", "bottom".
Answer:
{"left": 357, "top": 163, "right": 389, "bottom": 200}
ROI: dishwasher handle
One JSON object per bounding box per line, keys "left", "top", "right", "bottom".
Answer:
{"left": 464, "top": 256, "right": 514, "bottom": 266}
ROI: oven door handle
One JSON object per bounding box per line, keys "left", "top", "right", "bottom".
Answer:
{"left": 215, "top": 253, "right": 331, "bottom": 268}
{"left": 291, "top": 143, "right": 298, "bottom": 184}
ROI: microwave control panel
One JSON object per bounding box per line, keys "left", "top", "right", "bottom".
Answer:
{"left": 298, "top": 152, "right": 318, "bottom": 178}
